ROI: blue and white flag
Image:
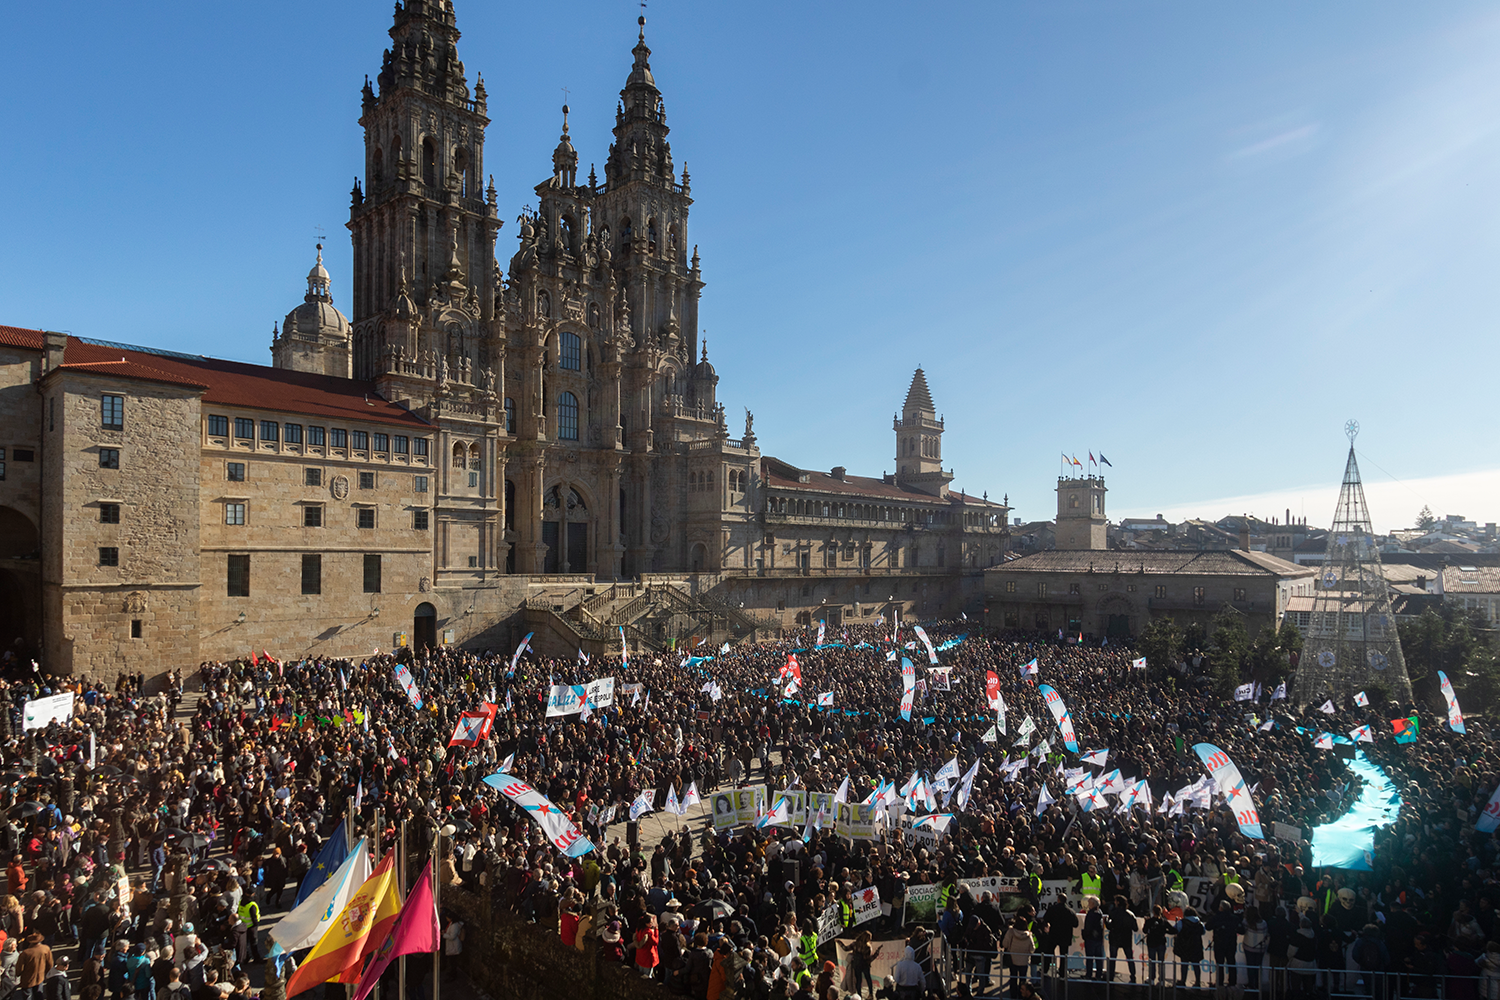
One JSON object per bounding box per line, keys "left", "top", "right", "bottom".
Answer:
{"left": 1079, "top": 748, "right": 1109, "bottom": 767}
{"left": 508, "top": 632, "right": 533, "bottom": 677}
{"left": 629, "top": 790, "right": 655, "bottom": 821}
{"left": 393, "top": 662, "right": 423, "bottom": 709}
{"left": 913, "top": 625, "right": 939, "bottom": 665}
{"left": 817, "top": 691, "right": 834, "bottom": 708}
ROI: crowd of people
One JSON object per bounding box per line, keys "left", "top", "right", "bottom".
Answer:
{"left": 0, "top": 618, "right": 1496, "bottom": 1000}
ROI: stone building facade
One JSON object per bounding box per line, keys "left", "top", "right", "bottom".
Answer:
{"left": 984, "top": 476, "right": 1314, "bottom": 638}
{"left": 0, "top": 2, "right": 1006, "bottom": 675}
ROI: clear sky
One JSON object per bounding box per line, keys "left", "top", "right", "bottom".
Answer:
{"left": 4, "top": 1, "right": 1498, "bottom": 534}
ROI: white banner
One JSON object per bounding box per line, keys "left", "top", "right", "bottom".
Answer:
{"left": 23, "top": 692, "right": 74, "bottom": 730}
{"left": 1193, "top": 742, "right": 1264, "bottom": 839}
{"left": 482, "top": 772, "right": 594, "bottom": 857}
{"left": 851, "top": 886, "right": 882, "bottom": 926}
{"left": 545, "top": 677, "right": 616, "bottom": 717}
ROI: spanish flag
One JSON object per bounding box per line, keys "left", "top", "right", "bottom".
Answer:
{"left": 286, "top": 851, "right": 402, "bottom": 997}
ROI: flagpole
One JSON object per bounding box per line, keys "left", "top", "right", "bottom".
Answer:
{"left": 398, "top": 821, "right": 407, "bottom": 1000}
{"left": 371, "top": 808, "right": 383, "bottom": 1000}
{"left": 431, "top": 837, "right": 441, "bottom": 1000}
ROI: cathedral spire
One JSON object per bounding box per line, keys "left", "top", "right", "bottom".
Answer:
{"left": 606, "top": 15, "right": 673, "bottom": 185}
{"left": 552, "top": 104, "right": 578, "bottom": 187}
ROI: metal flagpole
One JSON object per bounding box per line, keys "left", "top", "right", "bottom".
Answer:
{"left": 398, "top": 821, "right": 407, "bottom": 1000}
{"left": 371, "top": 808, "right": 382, "bottom": 1000}
{"left": 431, "top": 833, "right": 441, "bottom": 1000}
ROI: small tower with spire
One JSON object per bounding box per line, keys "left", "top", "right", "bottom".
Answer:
{"left": 893, "top": 368, "right": 952, "bottom": 497}
{"left": 272, "top": 244, "right": 352, "bottom": 378}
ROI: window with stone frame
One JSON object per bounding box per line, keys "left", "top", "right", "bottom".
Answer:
{"left": 226, "top": 554, "right": 249, "bottom": 596}
{"left": 99, "top": 448, "right": 120, "bottom": 470}
{"left": 301, "top": 554, "right": 321, "bottom": 595}
{"left": 101, "top": 394, "right": 124, "bottom": 431}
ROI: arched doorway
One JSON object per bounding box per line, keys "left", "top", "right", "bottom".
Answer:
{"left": 689, "top": 542, "right": 707, "bottom": 572}
{"left": 413, "top": 602, "right": 437, "bottom": 651}
{"left": 541, "top": 485, "right": 590, "bottom": 573}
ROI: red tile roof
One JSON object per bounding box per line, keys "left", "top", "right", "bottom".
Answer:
{"left": 0, "top": 325, "right": 45, "bottom": 351}
{"left": 760, "top": 457, "right": 1004, "bottom": 507}
{"left": 55, "top": 357, "right": 210, "bottom": 390}
{"left": 49, "top": 337, "right": 430, "bottom": 430}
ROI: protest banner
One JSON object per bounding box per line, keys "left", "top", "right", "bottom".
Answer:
{"left": 23, "top": 692, "right": 74, "bottom": 730}
{"left": 903, "top": 883, "right": 942, "bottom": 923}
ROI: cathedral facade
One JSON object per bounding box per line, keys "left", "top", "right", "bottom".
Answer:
{"left": 0, "top": 1, "right": 1007, "bottom": 677}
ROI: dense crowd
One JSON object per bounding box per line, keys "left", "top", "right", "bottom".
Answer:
{"left": 0, "top": 619, "right": 1496, "bottom": 1000}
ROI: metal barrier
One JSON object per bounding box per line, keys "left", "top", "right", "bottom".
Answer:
{"left": 936, "top": 952, "right": 1495, "bottom": 1000}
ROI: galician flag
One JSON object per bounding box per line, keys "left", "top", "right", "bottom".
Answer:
{"left": 1079, "top": 748, "right": 1109, "bottom": 767}
{"left": 756, "top": 795, "right": 792, "bottom": 829}
{"left": 1354, "top": 691, "right": 1370, "bottom": 707}
{"left": 1131, "top": 657, "right": 1147, "bottom": 670}
{"left": 352, "top": 863, "right": 439, "bottom": 1000}
{"left": 447, "top": 704, "right": 498, "bottom": 747}
{"left": 285, "top": 851, "right": 401, "bottom": 997}
{"left": 1349, "top": 725, "right": 1373, "bottom": 743}
{"left": 270, "top": 837, "right": 371, "bottom": 954}
{"left": 817, "top": 691, "right": 834, "bottom": 708}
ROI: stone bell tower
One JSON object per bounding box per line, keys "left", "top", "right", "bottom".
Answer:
{"left": 1056, "top": 475, "right": 1107, "bottom": 551}
{"left": 894, "top": 368, "right": 952, "bottom": 497}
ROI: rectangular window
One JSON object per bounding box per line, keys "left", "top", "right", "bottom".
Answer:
{"left": 1155, "top": 585, "right": 1167, "bottom": 598}
{"left": 98, "top": 547, "right": 119, "bottom": 567}
{"left": 130, "top": 619, "right": 142, "bottom": 639}
{"left": 363, "top": 554, "right": 382, "bottom": 593}
{"left": 414, "top": 476, "right": 428, "bottom": 493}
{"left": 301, "top": 554, "right": 322, "bottom": 595}
{"left": 284, "top": 423, "right": 303, "bottom": 444}
{"left": 101, "top": 394, "right": 124, "bottom": 431}
{"left": 1233, "top": 587, "right": 1246, "bottom": 602}
{"left": 260, "top": 420, "right": 279, "bottom": 442}
{"left": 394, "top": 435, "right": 409, "bottom": 454}
{"left": 330, "top": 428, "right": 348, "bottom": 448}
{"left": 208, "top": 415, "right": 229, "bottom": 437}
{"left": 1068, "top": 582, "right": 1081, "bottom": 595}
{"left": 99, "top": 503, "right": 120, "bottom": 524}
{"left": 357, "top": 507, "right": 375, "bottom": 529}
{"left": 305, "top": 468, "right": 322, "bottom": 487}
{"left": 308, "top": 426, "right": 326, "bottom": 446}
{"left": 99, "top": 448, "right": 120, "bottom": 469}
{"left": 1005, "top": 581, "right": 1016, "bottom": 593}
{"left": 468, "top": 471, "right": 479, "bottom": 488}
{"left": 227, "top": 554, "right": 250, "bottom": 596}
{"left": 468, "top": 556, "right": 478, "bottom": 568}
{"left": 303, "top": 505, "right": 323, "bottom": 528}
{"left": 359, "top": 471, "right": 375, "bottom": 490}
{"left": 234, "top": 418, "right": 254, "bottom": 439}
{"left": 414, "top": 437, "right": 428, "bottom": 457}
{"left": 373, "top": 433, "right": 389, "bottom": 452}
{"left": 1038, "top": 583, "right": 1048, "bottom": 597}
{"left": 352, "top": 430, "right": 369, "bottom": 450}
{"left": 414, "top": 509, "right": 429, "bottom": 530}
{"left": 11, "top": 449, "right": 29, "bottom": 462}
{"left": 226, "top": 462, "right": 245, "bottom": 482}
{"left": 0, "top": 448, "right": 6, "bottom": 481}
{"left": 1193, "top": 587, "right": 1206, "bottom": 606}
{"left": 224, "top": 502, "right": 246, "bottom": 525}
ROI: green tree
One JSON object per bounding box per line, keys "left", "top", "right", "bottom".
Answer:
{"left": 1139, "top": 616, "right": 1182, "bottom": 678}
{"left": 1248, "top": 618, "right": 1302, "bottom": 685}
{"left": 1207, "top": 608, "right": 1252, "bottom": 697}
{"left": 1416, "top": 505, "right": 1436, "bottom": 531}
{"left": 1398, "top": 604, "right": 1500, "bottom": 717}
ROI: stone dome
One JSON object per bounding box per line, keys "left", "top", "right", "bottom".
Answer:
{"left": 283, "top": 244, "right": 350, "bottom": 342}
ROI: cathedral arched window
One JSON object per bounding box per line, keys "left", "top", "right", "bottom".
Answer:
{"left": 453, "top": 443, "right": 467, "bottom": 469}
{"left": 454, "top": 148, "right": 471, "bottom": 197}
{"left": 1070, "top": 494, "right": 1079, "bottom": 509}
{"left": 504, "top": 397, "right": 516, "bottom": 434}
{"left": 558, "top": 392, "right": 579, "bottom": 441}
{"left": 422, "top": 137, "right": 437, "bottom": 188}
{"left": 468, "top": 444, "right": 482, "bottom": 474}
{"left": 560, "top": 331, "right": 581, "bottom": 371}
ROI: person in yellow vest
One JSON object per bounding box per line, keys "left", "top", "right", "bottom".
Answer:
{"left": 1080, "top": 861, "right": 1103, "bottom": 900}
{"left": 839, "top": 884, "right": 855, "bottom": 929}
{"left": 799, "top": 919, "right": 821, "bottom": 972}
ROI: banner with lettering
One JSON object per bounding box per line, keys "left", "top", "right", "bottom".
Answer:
{"left": 1193, "top": 742, "right": 1264, "bottom": 839}
{"left": 482, "top": 772, "right": 593, "bottom": 857}
{"left": 1038, "top": 684, "right": 1080, "bottom": 753}
{"left": 545, "top": 677, "right": 616, "bottom": 717}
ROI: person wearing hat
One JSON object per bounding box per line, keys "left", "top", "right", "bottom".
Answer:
{"left": 15, "top": 932, "right": 51, "bottom": 1000}
{"left": 598, "top": 920, "right": 626, "bottom": 964}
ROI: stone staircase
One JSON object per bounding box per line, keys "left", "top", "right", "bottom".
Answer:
{"left": 522, "top": 579, "right": 771, "bottom": 658}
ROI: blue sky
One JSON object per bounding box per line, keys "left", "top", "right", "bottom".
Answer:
{"left": 4, "top": 1, "right": 1499, "bottom": 533}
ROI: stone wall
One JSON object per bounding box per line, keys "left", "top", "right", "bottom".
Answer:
{"left": 0, "top": 344, "right": 43, "bottom": 652}
{"left": 41, "top": 371, "right": 203, "bottom": 678}
{"left": 442, "top": 886, "right": 663, "bottom": 1000}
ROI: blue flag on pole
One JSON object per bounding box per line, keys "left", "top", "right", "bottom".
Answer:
{"left": 293, "top": 819, "right": 349, "bottom": 907}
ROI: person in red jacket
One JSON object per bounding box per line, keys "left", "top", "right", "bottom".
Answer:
{"left": 7, "top": 857, "right": 27, "bottom": 899}
{"left": 634, "top": 913, "right": 660, "bottom": 979}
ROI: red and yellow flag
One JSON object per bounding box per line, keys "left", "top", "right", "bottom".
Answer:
{"left": 286, "top": 851, "right": 401, "bottom": 997}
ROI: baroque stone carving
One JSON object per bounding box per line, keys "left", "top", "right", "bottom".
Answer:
{"left": 330, "top": 475, "right": 350, "bottom": 500}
